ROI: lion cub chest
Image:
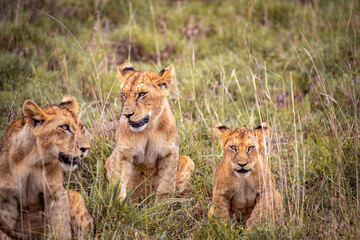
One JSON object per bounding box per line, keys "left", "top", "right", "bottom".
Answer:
{"left": 132, "top": 137, "right": 167, "bottom": 170}
{"left": 230, "top": 181, "right": 258, "bottom": 220}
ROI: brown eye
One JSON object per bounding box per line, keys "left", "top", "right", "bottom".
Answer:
{"left": 60, "top": 125, "right": 71, "bottom": 132}
{"left": 230, "top": 145, "right": 237, "bottom": 152}
{"left": 248, "top": 146, "right": 255, "bottom": 152}
{"left": 138, "top": 92, "right": 147, "bottom": 99}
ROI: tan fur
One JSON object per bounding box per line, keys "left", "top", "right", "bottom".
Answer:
{"left": 208, "top": 123, "right": 282, "bottom": 227}
{"left": 0, "top": 96, "right": 92, "bottom": 239}
{"left": 67, "top": 190, "right": 93, "bottom": 238}
{"left": 105, "top": 63, "right": 194, "bottom": 201}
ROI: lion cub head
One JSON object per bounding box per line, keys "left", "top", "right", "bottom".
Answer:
{"left": 23, "top": 96, "right": 90, "bottom": 171}
{"left": 214, "top": 122, "right": 271, "bottom": 177}
{"left": 117, "top": 62, "right": 174, "bottom": 132}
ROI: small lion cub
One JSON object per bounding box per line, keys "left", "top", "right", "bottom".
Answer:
{"left": 105, "top": 63, "right": 194, "bottom": 202}
{"left": 209, "top": 122, "right": 282, "bottom": 227}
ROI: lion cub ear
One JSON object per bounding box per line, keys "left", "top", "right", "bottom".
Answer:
{"left": 60, "top": 95, "right": 79, "bottom": 113}
{"left": 253, "top": 122, "right": 271, "bottom": 148}
{"left": 117, "top": 62, "right": 135, "bottom": 82}
{"left": 156, "top": 65, "right": 174, "bottom": 94}
{"left": 214, "top": 123, "right": 232, "bottom": 148}
{"left": 23, "top": 100, "right": 48, "bottom": 128}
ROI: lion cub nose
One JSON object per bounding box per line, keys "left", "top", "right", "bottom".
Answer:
{"left": 238, "top": 162, "right": 247, "bottom": 167}
{"left": 124, "top": 112, "right": 134, "bottom": 119}
{"left": 80, "top": 147, "right": 90, "bottom": 153}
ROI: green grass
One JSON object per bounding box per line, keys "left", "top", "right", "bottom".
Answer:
{"left": 1, "top": 0, "right": 359, "bottom": 238}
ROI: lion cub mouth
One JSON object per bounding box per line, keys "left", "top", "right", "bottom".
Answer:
{"left": 59, "top": 152, "right": 79, "bottom": 166}
{"left": 234, "top": 168, "right": 251, "bottom": 174}
{"left": 129, "top": 115, "right": 149, "bottom": 128}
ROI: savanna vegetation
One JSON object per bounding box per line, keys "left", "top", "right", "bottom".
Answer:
{"left": 0, "top": 0, "right": 359, "bottom": 238}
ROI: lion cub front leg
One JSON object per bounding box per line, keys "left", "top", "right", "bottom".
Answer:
{"left": 47, "top": 184, "right": 72, "bottom": 240}
{"left": 0, "top": 197, "right": 19, "bottom": 240}
{"left": 246, "top": 190, "right": 282, "bottom": 228}
{"left": 210, "top": 189, "right": 231, "bottom": 220}
{"left": 105, "top": 149, "right": 134, "bottom": 201}
{"left": 156, "top": 151, "right": 179, "bottom": 198}
{"left": 175, "top": 155, "right": 195, "bottom": 193}
{"left": 67, "top": 190, "right": 93, "bottom": 238}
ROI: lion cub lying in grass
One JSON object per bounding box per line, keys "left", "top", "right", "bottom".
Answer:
{"left": 0, "top": 96, "right": 92, "bottom": 239}
{"left": 209, "top": 122, "right": 282, "bottom": 227}
{"left": 105, "top": 63, "right": 194, "bottom": 202}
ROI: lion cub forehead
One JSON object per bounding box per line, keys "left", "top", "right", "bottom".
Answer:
{"left": 122, "top": 81, "right": 153, "bottom": 93}
{"left": 55, "top": 114, "right": 82, "bottom": 126}
{"left": 124, "top": 70, "right": 159, "bottom": 84}
{"left": 43, "top": 105, "right": 81, "bottom": 124}
{"left": 122, "top": 71, "right": 160, "bottom": 92}
{"left": 138, "top": 70, "right": 160, "bottom": 79}
{"left": 231, "top": 128, "right": 255, "bottom": 142}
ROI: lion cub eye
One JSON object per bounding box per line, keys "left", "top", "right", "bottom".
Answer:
{"left": 138, "top": 92, "right": 147, "bottom": 99}
{"left": 230, "top": 145, "right": 237, "bottom": 152}
{"left": 248, "top": 146, "right": 255, "bottom": 152}
{"left": 60, "top": 125, "right": 71, "bottom": 132}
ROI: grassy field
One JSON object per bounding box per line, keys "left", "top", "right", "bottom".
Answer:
{"left": 0, "top": 0, "right": 359, "bottom": 239}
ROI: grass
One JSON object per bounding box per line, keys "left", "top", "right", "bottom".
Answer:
{"left": 0, "top": 0, "right": 359, "bottom": 238}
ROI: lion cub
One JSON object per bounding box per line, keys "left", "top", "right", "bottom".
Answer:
{"left": 105, "top": 63, "right": 194, "bottom": 201}
{"left": 0, "top": 96, "right": 92, "bottom": 239}
{"left": 209, "top": 123, "right": 282, "bottom": 227}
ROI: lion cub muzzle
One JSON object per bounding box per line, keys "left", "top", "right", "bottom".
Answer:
{"left": 234, "top": 168, "right": 251, "bottom": 174}
{"left": 59, "top": 152, "right": 79, "bottom": 169}
{"left": 124, "top": 112, "right": 150, "bottom": 132}
{"left": 59, "top": 139, "right": 90, "bottom": 171}
{"left": 79, "top": 146, "right": 90, "bottom": 158}
{"left": 234, "top": 161, "right": 251, "bottom": 174}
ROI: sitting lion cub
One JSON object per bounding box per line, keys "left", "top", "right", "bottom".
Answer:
{"left": 0, "top": 96, "right": 92, "bottom": 239}
{"left": 105, "top": 63, "right": 194, "bottom": 201}
{"left": 208, "top": 122, "right": 282, "bottom": 227}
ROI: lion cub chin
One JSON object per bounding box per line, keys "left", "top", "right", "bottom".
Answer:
{"left": 208, "top": 122, "right": 282, "bottom": 227}
{"left": 0, "top": 96, "right": 92, "bottom": 240}
{"left": 105, "top": 63, "right": 194, "bottom": 202}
